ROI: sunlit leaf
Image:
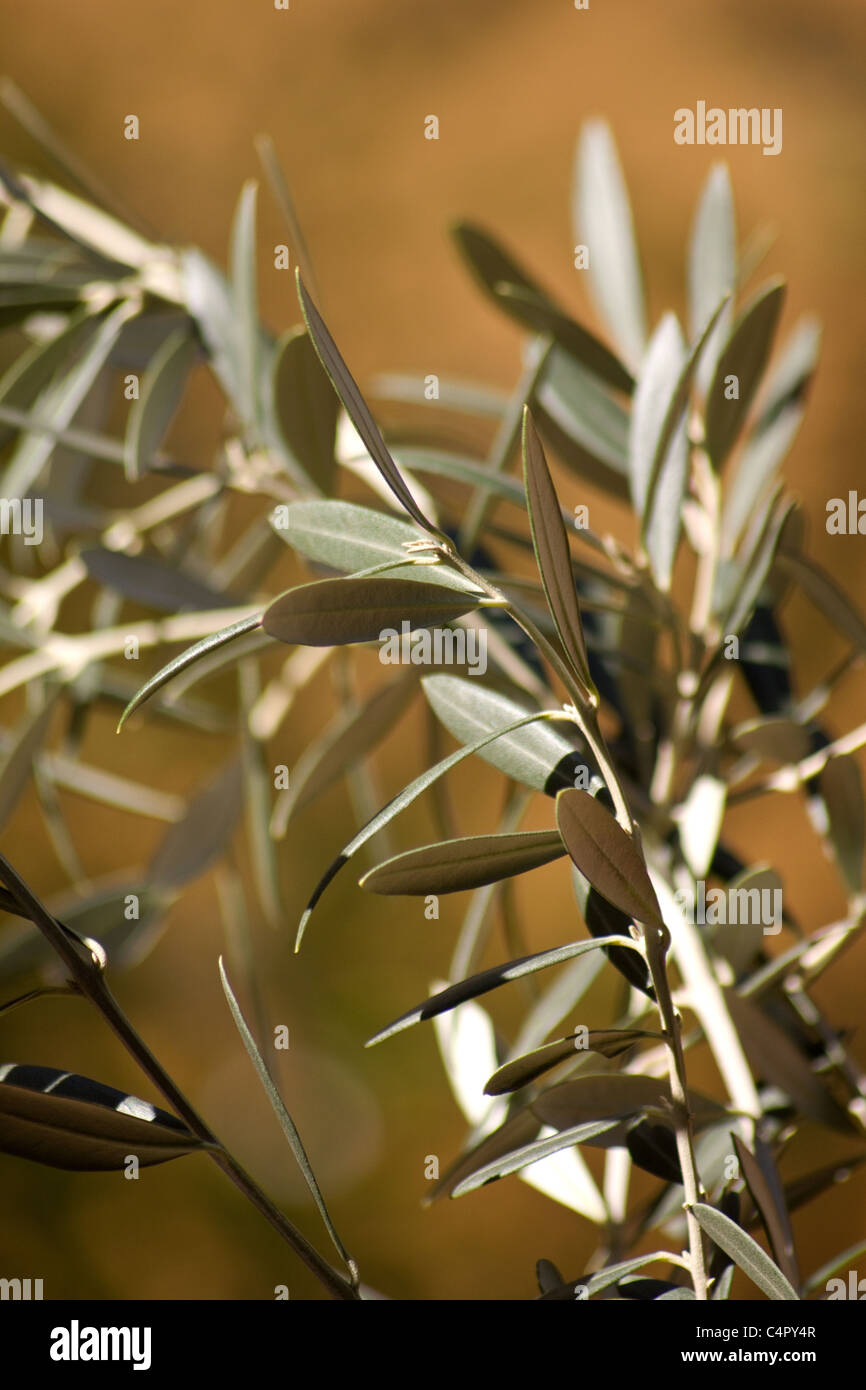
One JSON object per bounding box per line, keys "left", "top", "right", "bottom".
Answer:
{"left": 691, "top": 1202, "right": 800, "bottom": 1300}
{"left": 117, "top": 613, "right": 262, "bottom": 731}
{"left": 262, "top": 576, "right": 485, "bottom": 647}
{"left": 688, "top": 163, "right": 736, "bottom": 395}
{"left": 364, "top": 936, "right": 637, "bottom": 1047}
{"left": 556, "top": 789, "right": 664, "bottom": 928}
{"left": 421, "top": 674, "right": 591, "bottom": 795}
{"left": 573, "top": 121, "right": 646, "bottom": 368}
{"left": 360, "top": 829, "right": 566, "bottom": 897}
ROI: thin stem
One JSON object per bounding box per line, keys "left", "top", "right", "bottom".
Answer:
{"left": 0, "top": 852, "right": 359, "bottom": 1301}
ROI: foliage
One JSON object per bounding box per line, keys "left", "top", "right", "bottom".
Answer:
{"left": 0, "top": 90, "right": 864, "bottom": 1302}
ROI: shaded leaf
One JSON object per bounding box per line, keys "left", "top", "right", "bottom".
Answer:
{"left": 297, "top": 273, "right": 446, "bottom": 540}
{"left": 532, "top": 1073, "right": 719, "bottom": 1133}
{"left": 817, "top": 755, "right": 864, "bottom": 894}
{"left": 556, "top": 788, "right": 664, "bottom": 927}
{"left": 218, "top": 959, "right": 357, "bottom": 1283}
{"left": 124, "top": 325, "right": 198, "bottom": 482}
{"left": 360, "top": 829, "right": 566, "bottom": 897}
{"left": 691, "top": 1202, "right": 799, "bottom": 1300}
{"left": 148, "top": 758, "right": 244, "bottom": 893}
{"left": 723, "top": 988, "right": 854, "bottom": 1132}
{"left": 261, "top": 576, "right": 484, "bottom": 647}
{"left": 273, "top": 673, "right": 418, "bottom": 833}
{"left": 0, "top": 1063, "right": 201, "bottom": 1171}
{"left": 732, "top": 716, "right": 811, "bottom": 765}
{"left": 777, "top": 549, "right": 866, "bottom": 655}
{"left": 732, "top": 1133, "right": 799, "bottom": 1289}
{"left": 522, "top": 409, "right": 592, "bottom": 691}
{"left": 81, "top": 548, "right": 236, "bottom": 613}
{"left": 449, "top": 219, "right": 632, "bottom": 390}
{"left": 485, "top": 1028, "right": 659, "bottom": 1096}
{"left": 705, "top": 280, "right": 786, "bottom": 469}
{"left": 2, "top": 298, "right": 138, "bottom": 499}
{"left": 269, "top": 329, "right": 339, "bottom": 491}
{"left": 722, "top": 403, "right": 803, "bottom": 555}
{"left": 0, "top": 697, "right": 58, "bottom": 833}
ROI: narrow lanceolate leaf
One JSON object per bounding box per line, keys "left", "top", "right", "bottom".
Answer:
{"left": 688, "top": 163, "right": 737, "bottom": 395}
{"left": 364, "top": 935, "right": 638, "bottom": 1047}
{"left": 117, "top": 613, "right": 262, "bottom": 730}
{"left": 0, "top": 697, "right": 58, "bottom": 833}
{"left": 705, "top": 280, "right": 787, "bottom": 470}
{"left": 148, "top": 757, "right": 244, "bottom": 893}
{"left": 11, "top": 175, "right": 165, "bottom": 269}
{"left": 632, "top": 297, "right": 730, "bottom": 526}
{"left": 81, "top": 548, "right": 236, "bottom": 613}
{"left": 269, "top": 329, "right": 338, "bottom": 492}
{"left": 273, "top": 673, "right": 418, "bottom": 834}
{"left": 776, "top": 550, "right": 866, "bottom": 655}
{"left": 573, "top": 121, "right": 647, "bottom": 368}
{"left": 271, "top": 499, "right": 478, "bottom": 594}
{"left": 532, "top": 1073, "right": 681, "bottom": 1131}
{"left": 421, "top": 674, "right": 591, "bottom": 796}
{"left": 296, "top": 272, "right": 447, "bottom": 541}
{"left": 218, "top": 959, "right": 357, "bottom": 1285}
{"left": 629, "top": 314, "right": 686, "bottom": 519}
{"left": 522, "top": 409, "right": 592, "bottom": 693}
{"left": 0, "top": 1063, "right": 201, "bottom": 1171}
{"left": 732, "top": 716, "right": 811, "bottom": 765}
{"left": 295, "top": 708, "right": 573, "bottom": 950}
{"left": 677, "top": 775, "right": 727, "bottom": 880}
{"left": 124, "top": 326, "right": 198, "bottom": 481}
{"left": 555, "top": 788, "right": 663, "bottom": 928}
{"left": 451, "top": 1120, "right": 620, "bottom": 1198}
{"left": 723, "top": 988, "right": 853, "bottom": 1132}
{"left": 732, "top": 1134, "right": 799, "bottom": 1289}
{"left": 0, "top": 310, "right": 98, "bottom": 448}
{"left": 485, "top": 1029, "right": 659, "bottom": 1096}
{"left": 450, "top": 222, "right": 633, "bottom": 392}
{"left": 722, "top": 403, "right": 803, "bottom": 555}
{"left": 722, "top": 494, "right": 795, "bottom": 636}
{"left": 691, "top": 1202, "right": 800, "bottom": 1300}
{"left": 536, "top": 349, "right": 630, "bottom": 484}
{"left": 231, "top": 181, "right": 261, "bottom": 431}
{"left": 495, "top": 286, "right": 634, "bottom": 393}
{"left": 818, "top": 755, "right": 864, "bottom": 894}
{"left": 360, "top": 830, "right": 566, "bottom": 897}
{"left": 2, "top": 298, "right": 138, "bottom": 499}
{"left": 753, "top": 316, "right": 822, "bottom": 432}
{"left": 262, "top": 576, "right": 484, "bottom": 648}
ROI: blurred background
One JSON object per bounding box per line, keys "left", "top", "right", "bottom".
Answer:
{"left": 0, "top": 0, "right": 865, "bottom": 1299}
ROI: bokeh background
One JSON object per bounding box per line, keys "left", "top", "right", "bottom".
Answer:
{"left": 1, "top": 0, "right": 865, "bottom": 1299}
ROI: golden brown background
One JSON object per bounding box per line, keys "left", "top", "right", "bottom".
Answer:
{"left": 0, "top": 0, "right": 865, "bottom": 1299}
